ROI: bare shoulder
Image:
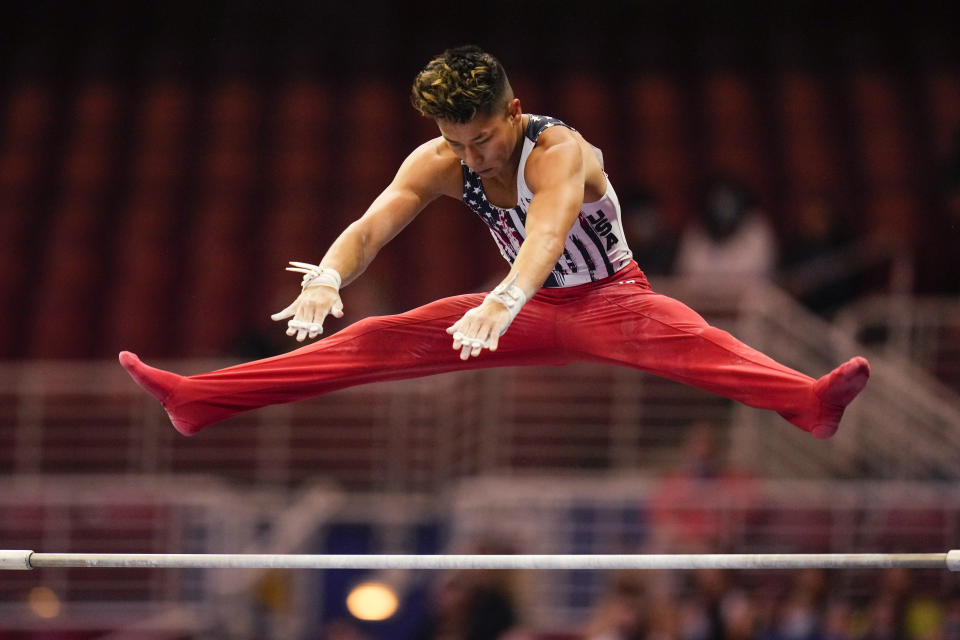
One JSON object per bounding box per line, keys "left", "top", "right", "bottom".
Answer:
{"left": 395, "top": 137, "right": 463, "bottom": 200}
{"left": 526, "top": 125, "right": 605, "bottom": 197}
{"left": 532, "top": 124, "right": 580, "bottom": 153}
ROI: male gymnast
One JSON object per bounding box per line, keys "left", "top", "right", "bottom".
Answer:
{"left": 120, "top": 45, "right": 870, "bottom": 438}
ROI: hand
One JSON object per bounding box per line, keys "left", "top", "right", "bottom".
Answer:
{"left": 446, "top": 298, "right": 513, "bottom": 360}
{"left": 271, "top": 285, "right": 344, "bottom": 342}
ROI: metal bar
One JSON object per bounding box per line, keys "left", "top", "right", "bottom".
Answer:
{"left": 3, "top": 550, "right": 958, "bottom": 571}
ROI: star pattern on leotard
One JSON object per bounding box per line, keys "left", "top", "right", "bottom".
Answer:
{"left": 459, "top": 115, "right": 581, "bottom": 281}
{"left": 462, "top": 166, "right": 512, "bottom": 222}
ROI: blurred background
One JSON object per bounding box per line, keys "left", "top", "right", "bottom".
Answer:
{"left": 1, "top": 0, "right": 959, "bottom": 638}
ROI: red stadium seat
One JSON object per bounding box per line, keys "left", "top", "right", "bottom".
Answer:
{"left": 273, "top": 79, "right": 334, "bottom": 150}
{"left": 102, "top": 197, "right": 179, "bottom": 356}
{"left": 626, "top": 75, "right": 695, "bottom": 230}
{"left": 848, "top": 71, "right": 919, "bottom": 242}
{"left": 558, "top": 74, "right": 617, "bottom": 173}
{"left": 777, "top": 72, "right": 842, "bottom": 197}
{"left": 177, "top": 198, "right": 250, "bottom": 354}
{"left": 27, "top": 201, "right": 104, "bottom": 357}
{"left": 25, "top": 81, "right": 120, "bottom": 357}
{"left": 700, "top": 72, "right": 770, "bottom": 206}
{"left": 0, "top": 84, "right": 53, "bottom": 356}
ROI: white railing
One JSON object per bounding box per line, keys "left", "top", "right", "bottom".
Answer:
{"left": 710, "top": 283, "right": 960, "bottom": 479}
{"left": 0, "top": 476, "right": 258, "bottom": 635}
{"left": 835, "top": 295, "right": 960, "bottom": 392}
{"left": 0, "top": 475, "right": 344, "bottom": 638}
{"left": 0, "top": 359, "right": 734, "bottom": 490}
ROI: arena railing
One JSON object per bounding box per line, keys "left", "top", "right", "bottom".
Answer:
{"left": 835, "top": 295, "right": 960, "bottom": 394}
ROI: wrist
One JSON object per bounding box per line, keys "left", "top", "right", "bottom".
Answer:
{"left": 485, "top": 275, "right": 527, "bottom": 320}
{"left": 304, "top": 266, "right": 342, "bottom": 291}
{"left": 286, "top": 262, "right": 342, "bottom": 291}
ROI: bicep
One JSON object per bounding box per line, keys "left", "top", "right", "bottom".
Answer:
{"left": 353, "top": 184, "right": 427, "bottom": 250}
{"left": 524, "top": 141, "right": 586, "bottom": 238}
{"left": 352, "top": 142, "right": 457, "bottom": 250}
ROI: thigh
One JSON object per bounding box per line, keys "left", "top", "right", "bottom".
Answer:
{"left": 565, "top": 282, "right": 802, "bottom": 380}
{"left": 302, "top": 292, "right": 568, "bottom": 369}
{"left": 563, "top": 281, "right": 766, "bottom": 373}
{"left": 562, "top": 282, "right": 710, "bottom": 354}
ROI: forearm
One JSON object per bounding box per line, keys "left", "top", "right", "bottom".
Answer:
{"left": 316, "top": 182, "right": 429, "bottom": 288}
{"left": 498, "top": 232, "right": 566, "bottom": 299}
{"left": 446, "top": 230, "right": 565, "bottom": 361}
{"left": 317, "top": 220, "right": 377, "bottom": 288}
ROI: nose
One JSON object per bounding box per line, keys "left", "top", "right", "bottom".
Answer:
{"left": 463, "top": 147, "right": 482, "bottom": 168}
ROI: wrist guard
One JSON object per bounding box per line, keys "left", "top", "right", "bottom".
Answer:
{"left": 485, "top": 275, "right": 527, "bottom": 333}
{"left": 286, "top": 261, "right": 342, "bottom": 291}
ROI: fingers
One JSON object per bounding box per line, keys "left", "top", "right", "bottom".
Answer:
{"left": 274, "top": 300, "right": 316, "bottom": 340}
{"left": 453, "top": 333, "right": 486, "bottom": 360}
{"left": 270, "top": 302, "right": 297, "bottom": 322}
{"left": 447, "top": 310, "right": 497, "bottom": 360}
{"left": 468, "top": 337, "right": 484, "bottom": 359}
{"left": 273, "top": 298, "right": 320, "bottom": 342}
{"left": 286, "top": 319, "right": 323, "bottom": 342}
{"left": 273, "top": 289, "right": 345, "bottom": 342}
{"left": 446, "top": 318, "right": 462, "bottom": 336}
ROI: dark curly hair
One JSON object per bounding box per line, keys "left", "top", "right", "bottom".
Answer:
{"left": 410, "top": 45, "right": 513, "bottom": 123}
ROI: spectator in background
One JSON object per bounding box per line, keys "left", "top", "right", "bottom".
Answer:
{"left": 409, "top": 537, "right": 520, "bottom": 640}
{"left": 620, "top": 186, "right": 677, "bottom": 277}
{"left": 674, "top": 177, "right": 778, "bottom": 283}
{"left": 584, "top": 572, "right": 658, "bottom": 640}
{"left": 817, "top": 600, "right": 856, "bottom": 640}
{"left": 678, "top": 569, "right": 753, "bottom": 640}
{"left": 859, "top": 594, "right": 901, "bottom": 640}
{"left": 321, "top": 618, "right": 374, "bottom": 640}
{"left": 647, "top": 421, "right": 759, "bottom": 554}
{"left": 941, "top": 587, "right": 960, "bottom": 640}
{"left": 872, "top": 568, "right": 949, "bottom": 640}
{"left": 763, "top": 570, "right": 829, "bottom": 640}
{"left": 408, "top": 570, "right": 518, "bottom": 640}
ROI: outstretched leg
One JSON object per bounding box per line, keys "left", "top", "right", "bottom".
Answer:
{"left": 564, "top": 276, "right": 869, "bottom": 438}
{"left": 121, "top": 293, "right": 568, "bottom": 435}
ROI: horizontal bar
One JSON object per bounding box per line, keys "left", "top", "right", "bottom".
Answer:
{"left": 3, "top": 550, "right": 959, "bottom": 571}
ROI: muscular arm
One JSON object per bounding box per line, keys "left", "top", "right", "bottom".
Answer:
{"left": 498, "top": 129, "right": 586, "bottom": 298}
{"left": 274, "top": 139, "right": 461, "bottom": 340}
{"left": 320, "top": 141, "right": 461, "bottom": 286}
{"left": 447, "top": 127, "right": 595, "bottom": 359}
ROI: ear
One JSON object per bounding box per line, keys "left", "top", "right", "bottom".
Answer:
{"left": 506, "top": 98, "right": 522, "bottom": 122}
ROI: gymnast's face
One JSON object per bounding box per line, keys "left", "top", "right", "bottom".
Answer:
{"left": 437, "top": 99, "right": 523, "bottom": 180}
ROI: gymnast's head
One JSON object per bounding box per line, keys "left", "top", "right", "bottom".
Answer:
{"left": 411, "top": 46, "right": 523, "bottom": 176}
{"left": 410, "top": 45, "right": 516, "bottom": 123}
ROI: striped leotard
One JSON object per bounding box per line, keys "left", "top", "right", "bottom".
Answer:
{"left": 460, "top": 114, "right": 633, "bottom": 287}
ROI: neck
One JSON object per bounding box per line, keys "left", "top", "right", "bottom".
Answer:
{"left": 489, "top": 115, "right": 526, "bottom": 186}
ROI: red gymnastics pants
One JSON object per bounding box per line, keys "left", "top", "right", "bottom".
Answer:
{"left": 120, "top": 262, "right": 869, "bottom": 438}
